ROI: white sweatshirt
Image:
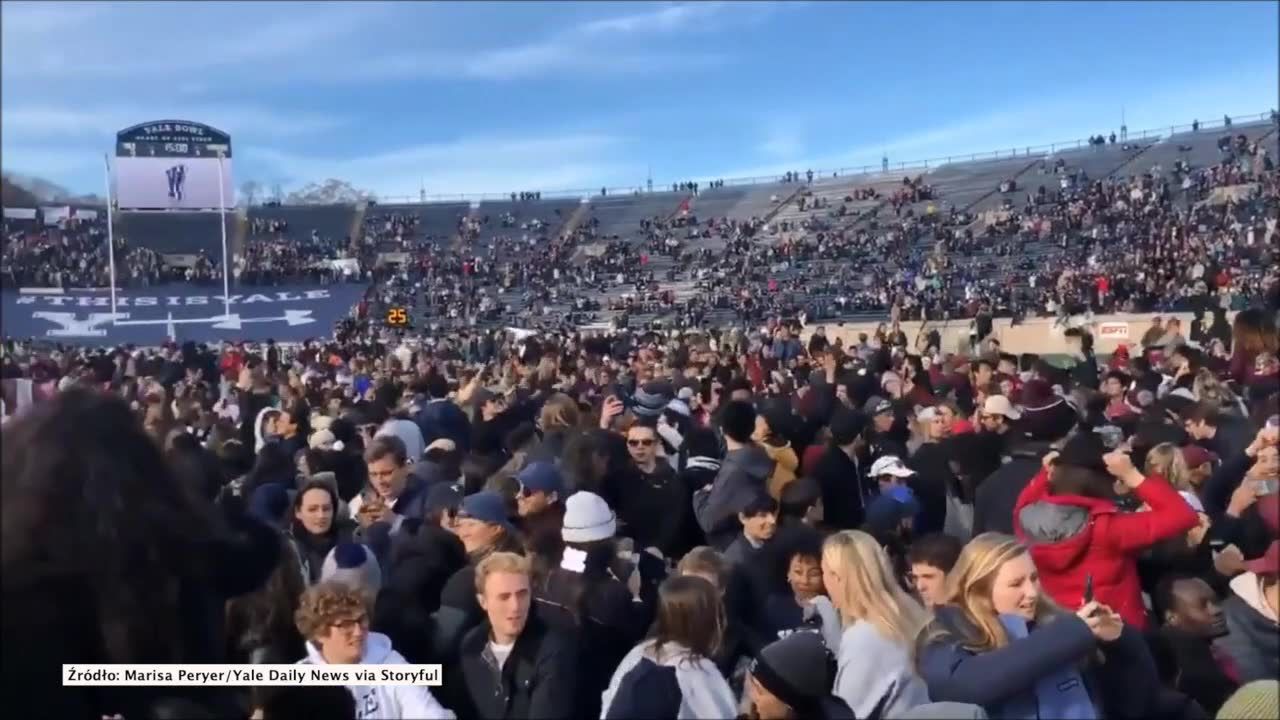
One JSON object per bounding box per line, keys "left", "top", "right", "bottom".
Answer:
{"left": 300, "top": 632, "right": 454, "bottom": 720}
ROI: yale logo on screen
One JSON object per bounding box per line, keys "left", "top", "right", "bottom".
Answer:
{"left": 385, "top": 307, "right": 409, "bottom": 327}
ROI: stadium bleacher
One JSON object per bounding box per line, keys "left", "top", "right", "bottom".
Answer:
{"left": 118, "top": 211, "right": 236, "bottom": 257}
{"left": 3, "top": 112, "right": 1275, "bottom": 333}
{"left": 247, "top": 204, "right": 356, "bottom": 245}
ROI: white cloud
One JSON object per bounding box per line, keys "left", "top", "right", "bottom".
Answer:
{"left": 757, "top": 130, "right": 805, "bottom": 160}
{"left": 715, "top": 104, "right": 1062, "bottom": 181}
{"left": 2, "top": 104, "right": 346, "bottom": 140}
{"left": 1, "top": 1, "right": 738, "bottom": 87}
{"left": 243, "top": 133, "right": 639, "bottom": 199}
{"left": 345, "top": 3, "right": 735, "bottom": 81}
{"left": 577, "top": 2, "right": 728, "bottom": 36}
{"left": 0, "top": 1, "right": 104, "bottom": 34}
{"left": 1, "top": 2, "right": 392, "bottom": 81}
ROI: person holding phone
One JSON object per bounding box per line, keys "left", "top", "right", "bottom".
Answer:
{"left": 918, "top": 534, "right": 1162, "bottom": 720}
{"left": 1013, "top": 431, "right": 1198, "bottom": 629}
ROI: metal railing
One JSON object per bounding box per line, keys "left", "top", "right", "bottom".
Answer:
{"left": 275, "top": 110, "right": 1276, "bottom": 206}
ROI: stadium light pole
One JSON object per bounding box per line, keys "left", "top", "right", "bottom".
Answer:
{"left": 103, "top": 154, "right": 118, "bottom": 317}
{"left": 216, "top": 150, "right": 231, "bottom": 320}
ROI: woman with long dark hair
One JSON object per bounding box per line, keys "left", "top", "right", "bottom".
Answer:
{"left": 289, "top": 480, "right": 356, "bottom": 585}
{"left": 2, "top": 389, "right": 276, "bottom": 718}
{"left": 225, "top": 533, "right": 307, "bottom": 665}
{"left": 560, "top": 428, "right": 613, "bottom": 496}
{"left": 1228, "top": 307, "right": 1278, "bottom": 385}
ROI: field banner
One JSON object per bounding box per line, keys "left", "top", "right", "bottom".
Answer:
{"left": 2, "top": 283, "right": 368, "bottom": 345}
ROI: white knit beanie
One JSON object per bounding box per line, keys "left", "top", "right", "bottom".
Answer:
{"left": 561, "top": 492, "right": 617, "bottom": 544}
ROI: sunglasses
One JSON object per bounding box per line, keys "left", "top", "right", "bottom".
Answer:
{"left": 517, "top": 485, "right": 537, "bottom": 498}
{"left": 627, "top": 438, "right": 656, "bottom": 448}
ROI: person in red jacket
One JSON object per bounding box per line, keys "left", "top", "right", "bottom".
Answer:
{"left": 1013, "top": 431, "right": 1198, "bottom": 629}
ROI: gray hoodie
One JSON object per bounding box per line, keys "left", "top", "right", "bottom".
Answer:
{"left": 693, "top": 444, "right": 774, "bottom": 550}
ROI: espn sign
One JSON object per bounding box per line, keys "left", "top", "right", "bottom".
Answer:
{"left": 1097, "top": 322, "right": 1130, "bottom": 340}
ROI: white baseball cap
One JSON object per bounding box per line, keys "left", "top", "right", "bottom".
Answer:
{"left": 982, "top": 395, "right": 1022, "bottom": 420}
{"left": 916, "top": 406, "right": 939, "bottom": 422}
{"left": 870, "top": 455, "right": 916, "bottom": 478}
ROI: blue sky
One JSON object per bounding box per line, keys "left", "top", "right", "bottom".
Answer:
{"left": 2, "top": 0, "right": 1276, "bottom": 201}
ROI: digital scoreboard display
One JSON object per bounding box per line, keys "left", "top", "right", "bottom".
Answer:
{"left": 116, "top": 121, "right": 232, "bottom": 159}
{"left": 385, "top": 307, "right": 409, "bottom": 327}
{"left": 114, "top": 120, "right": 234, "bottom": 210}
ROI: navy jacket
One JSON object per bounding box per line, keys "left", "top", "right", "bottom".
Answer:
{"left": 918, "top": 606, "right": 1161, "bottom": 719}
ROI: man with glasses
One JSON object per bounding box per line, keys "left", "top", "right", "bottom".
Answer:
{"left": 613, "top": 422, "right": 688, "bottom": 557}
{"left": 352, "top": 435, "right": 429, "bottom": 545}
{"left": 979, "top": 395, "right": 1020, "bottom": 437}
{"left": 295, "top": 581, "right": 454, "bottom": 719}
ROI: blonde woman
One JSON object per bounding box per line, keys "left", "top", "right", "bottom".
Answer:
{"left": 1144, "top": 442, "right": 1195, "bottom": 495}
{"left": 1144, "top": 443, "right": 1215, "bottom": 554}
{"left": 1192, "top": 368, "right": 1248, "bottom": 416}
{"left": 916, "top": 533, "right": 1162, "bottom": 719}
{"left": 531, "top": 392, "right": 581, "bottom": 461}
{"left": 821, "top": 530, "right": 931, "bottom": 718}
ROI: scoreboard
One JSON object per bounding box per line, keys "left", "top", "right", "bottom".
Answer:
{"left": 116, "top": 121, "right": 232, "bottom": 159}
{"left": 114, "top": 120, "right": 234, "bottom": 210}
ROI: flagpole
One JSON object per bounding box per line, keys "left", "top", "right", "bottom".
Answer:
{"left": 104, "top": 154, "right": 118, "bottom": 317}
{"left": 216, "top": 151, "right": 230, "bottom": 319}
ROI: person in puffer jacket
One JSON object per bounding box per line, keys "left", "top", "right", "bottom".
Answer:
{"left": 1014, "top": 431, "right": 1198, "bottom": 629}
{"left": 296, "top": 581, "right": 454, "bottom": 719}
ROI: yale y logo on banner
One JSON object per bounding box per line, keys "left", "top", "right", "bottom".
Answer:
{"left": 31, "top": 312, "right": 128, "bottom": 338}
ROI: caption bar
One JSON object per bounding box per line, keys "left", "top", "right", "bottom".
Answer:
{"left": 63, "top": 664, "right": 443, "bottom": 687}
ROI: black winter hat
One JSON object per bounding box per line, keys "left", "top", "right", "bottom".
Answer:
{"left": 828, "top": 408, "right": 866, "bottom": 446}
{"left": 1054, "top": 431, "right": 1110, "bottom": 475}
{"left": 751, "top": 631, "right": 853, "bottom": 719}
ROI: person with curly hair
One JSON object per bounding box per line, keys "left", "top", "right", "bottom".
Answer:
{"left": 296, "top": 581, "right": 453, "bottom": 719}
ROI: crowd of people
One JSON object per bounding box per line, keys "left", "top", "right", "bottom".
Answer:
{"left": 0, "top": 214, "right": 201, "bottom": 288}
{"left": 239, "top": 220, "right": 361, "bottom": 286}
{"left": 4, "top": 123, "right": 1277, "bottom": 334}
{"left": 2, "top": 286, "right": 1278, "bottom": 718}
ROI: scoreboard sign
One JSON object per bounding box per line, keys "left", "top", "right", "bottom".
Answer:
{"left": 114, "top": 119, "right": 234, "bottom": 210}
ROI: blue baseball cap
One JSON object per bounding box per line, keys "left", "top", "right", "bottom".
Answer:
{"left": 457, "top": 491, "right": 513, "bottom": 530}
{"left": 517, "top": 462, "right": 564, "bottom": 496}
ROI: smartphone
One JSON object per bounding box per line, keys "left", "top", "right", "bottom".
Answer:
{"left": 1082, "top": 574, "right": 1094, "bottom": 605}
{"left": 1257, "top": 479, "right": 1280, "bottom": 496}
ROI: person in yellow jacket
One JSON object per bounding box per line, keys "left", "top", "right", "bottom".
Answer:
{"left": 754, "top": 403, "right": 800, "bottom": 500}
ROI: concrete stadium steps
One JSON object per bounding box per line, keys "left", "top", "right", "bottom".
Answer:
{"left": 472, "top": 198, "right": 581, "bottom": 244}
{"left": 763, "top": 174, "right": 888, "bottom": 233}
{"left": 682, "top": 187, "right": 746, "bottom": 219}
{"left": 247, "top": 205, "right": 357, "bottom": 243}
{"left": 920, "top": 157, "right": 1039, "bottom": 212}
{"left": 584, "top": 193, "right": 685, "bottom": 239}
{"left": 1131, "top": 120, "right": 1277, "bottom": 179}
{"left": 118, "top": 211, "right": 236, "bottom": 258}
{"left": 725, "top": 183, "right": 791, "bottom": 220}
{"left": 374, "top": 202, "right": 471, "bottom": 241}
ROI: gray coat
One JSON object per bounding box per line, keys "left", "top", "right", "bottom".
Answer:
{"left": 693, "top": 445, "right": 774, "bottom": 550}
